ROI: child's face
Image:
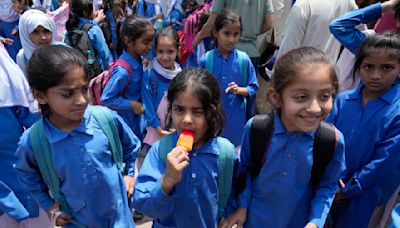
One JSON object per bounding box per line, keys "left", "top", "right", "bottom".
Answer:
{"left": 214, "top": 21, "right": 241, "bottom": 56}
{"left": 270, "top": 64, "right": 334, "bottom": 132}
{"left": 125, "top": 26, "right": 154, "bottom": 61}
{"left": 35, "top": 67, "right": 89, "bottom": 131}
{"left": 156, "top": 36, "right": 177, "bottom": 70}
{"left": 359, "top": 50, "right": 400, "bottom": 99}
{"left": 171, "top": 89, "right": 208, "bottom": 149}
{"left": 29, "top": 26, "right": 52, "bottom": 48}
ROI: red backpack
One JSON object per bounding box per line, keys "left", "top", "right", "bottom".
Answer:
{"left": 88, "top": 59, "right": 132, "bottom": 105}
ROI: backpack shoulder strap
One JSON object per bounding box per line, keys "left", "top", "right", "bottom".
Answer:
{"left": 205, "top": 49, "right": 215, "bottom": 74}
{"left": 216, "top": 137, "right": 235, "bottom": 218}
{"left": 236, "top": 50, "right": 248, "bottom": 86}
{"left": 159, "top": 133, "right": 175, "bottom": 166}
{"left": 250, "top": 113, "right": 274, "bottom": 177}
{"left": 82, "top": 23, "right": 94, "bottom": 32}
{"left": 311, "top": 121, "right": 338, "bottom": 190}
{"left": 91, "top": 106, "right": 125, "bottom": 172}
{"left": 114, "top": 59, "right": 133, "bottom": 76}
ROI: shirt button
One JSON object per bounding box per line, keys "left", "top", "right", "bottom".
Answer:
{"left": 192, "top": 173, "right": 197, "bottom": 178}
{"left": 193, "top": 153, "right": 197, "bottom": 156}
{"left": 283, "top": 171, "right": 288, "bottom": 176}
{"left": 287, "top": 154, "right": 292, "bottom": 158}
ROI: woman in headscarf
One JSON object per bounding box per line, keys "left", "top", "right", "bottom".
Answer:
{"left": 0, "top": 42, "right": 51, "bottom": 228}
{"left": 16, "top": 9, "right": 57, "bottom": 73}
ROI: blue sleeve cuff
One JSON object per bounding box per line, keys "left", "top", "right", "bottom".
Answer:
{"left": 150, "top": 119, "right": 161, "bottom": 129}
{"left": 152, "top": 179, "right": 176, "bottom": 205}
{"left": 34, "top": 191, "right": 55, "bottom": 211}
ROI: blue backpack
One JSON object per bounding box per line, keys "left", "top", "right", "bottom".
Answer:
{"left": 205, "top": 49, "right": 248, "bottom": 110}
{"left": 158, "top": 134, "right": 235, "bottom": 218}
{"left": 29, "top": 106, "right": 124, "bottom": 228}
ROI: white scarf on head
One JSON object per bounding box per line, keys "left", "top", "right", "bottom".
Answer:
{"left": 0, "top": 43, "right": 38, "bottom": 112}
{"left": 153, "top": 58, "right": 181, "bottom": 80}
{"left": 0, "top": 0, "right": 19, "bottom": 22}
{"left": 17, "top": 9, "right": 56, "bottom": 71}
{"left": 32, "top": 0, "right": 52, "bottom": 10}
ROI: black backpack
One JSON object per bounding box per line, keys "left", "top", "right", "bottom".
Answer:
{"left": 237, "top": 113, "right": 337, "bottom": 195}
{"left": 65, "top": 23, "right": 102, "bottom": 79}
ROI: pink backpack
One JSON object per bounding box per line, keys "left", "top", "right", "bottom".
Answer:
{"left": 88, "top": 59, "right": 132, "bottom": 105}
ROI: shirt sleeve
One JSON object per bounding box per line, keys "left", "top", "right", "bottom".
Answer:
{"left": 101, "top": 66, "right": 133, "bottom": 110}
{"left": 342, "top": 117, "right": 400, "bottom": 199}
{"left": 276, "top": 1, "right": 309, "bottom": 59}
{"left": 16, "top": 107, "right": 40, "bottom": 128}
{"left": 15, "top": 131, "right": 56, "bottom": 211}
{"left": 329, "top": 3, "right": 381, "bottom": 54}
{"left": 0, "top": 181, "right": 29, "bottom": 222}
{"left": 309, "top": 129, "right": 346, "bottom": 227}
{"left": 132, "top": 142, "right": 177, "bottom": 219}
{"left": 87, "top": 25, "right": 113, "bottom": 70}
{"left": 113, "top": 111, "right": 141, "bottom": 176}
{"left": 142, "top": 69, "right": 161, "bottom": 129}
{"left": 244, "top": 56, "right": 259, "bottom": 98}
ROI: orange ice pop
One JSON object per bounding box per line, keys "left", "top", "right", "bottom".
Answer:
{"left": 177, "top": 129, "right": 194, "bottom": 151}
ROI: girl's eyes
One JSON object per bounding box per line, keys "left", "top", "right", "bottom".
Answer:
{"left": 362, "top": 64, "right": 373, "bottom": 71}
{"left": 383, "top": 65, "right": 395, "bottom": 72}
{"left": 61, "top": 92, "right": 73, "bottom": 98}
{"left": 320, "top": 93, "right": 332, "bottom": 101}
{"left": 173, "top": 106, "right": 184, "bottom": 113}
{"left": 293, "top": 95, "right": 307, "bottom": 102}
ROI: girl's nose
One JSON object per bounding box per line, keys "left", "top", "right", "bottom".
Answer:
{"left": 370, "top": 70, "right": 381, "bottom": 80}
{"left": 308, "top": 99, "right": 322, "bottom": 113}
{"left": 76, "top": 92, "right": 88, "bottom": 105}
{"left": 182, "top": 112, "right": 193, "bottom": 124}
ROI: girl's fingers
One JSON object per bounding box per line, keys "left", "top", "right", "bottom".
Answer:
{"left": 56, "top": 213, "right": 71, "bottom": 226}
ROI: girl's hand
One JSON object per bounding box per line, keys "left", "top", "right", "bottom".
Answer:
{"left": 382, "top": 0, "right": 400, "bottom": 12}
{"left": 0, "top": 37, "right": 13, "bottom": 45}
{"left": 94, "top": 9, "right": 106, "bottom": 23}
{"left": 304, "top": 222, "right": 318, "bottom": 228}
{"left": 10, "top": 28, "right": 18, "bottom": 36}
{"left": 218, "top": 207, "right": 247, "bottom": 228}
{"left": 130, "top": 101, "right": 144, "bottom": 114}
{"left": 156, "top": 126, "right": 175, "bottom": 137}
{"left": 47, "top": 202, "right": 72, "bottom": 226}
{"left": 225, "top": 82, "right": 239, "bottom": 94}
{"left": 161, "top": 146, "right": 190, "bottom": 194}
{"left": 124, "top": 175, "right": 135, "bottom": 199}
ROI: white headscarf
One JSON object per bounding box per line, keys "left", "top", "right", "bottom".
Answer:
{"left": 17, "top": 9, "right": 56, "bottom": 71}
{"left": 0, "top": 0, "right": 19, "bottom": 22}
{"left": 0, "top": 43, "right": 37, "bottom": 112}
{"left": 32, "top": 0, "right": 52, "bottom": 11}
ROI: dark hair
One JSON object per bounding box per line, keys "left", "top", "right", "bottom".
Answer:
{"left": 119, "top": 14, "right": 152, "bottom": 49}
{"left": 353, "top": 32, "right": 400, "bottom": 80}
{"left": 271, "top": 47, "right": 338, "bottom": 95}
{"left": 214, "top": 8, "right": 242, "bottom": 33}
{"left": 155, "top": 26, "right": 179, "bottom": 50}
{"left": 66, "top": 0, "right": 94, "bottom": 31}
{"left": 166, "top": 68, "right": 225, "bottom": 140}
{"left": 395, "top": 1, "right": 400, "bottom": 23}
{"left": 27, "top": 45, "right": 89, "bottom": 115}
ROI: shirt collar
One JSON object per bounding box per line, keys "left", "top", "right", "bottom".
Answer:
{"left": 215, "top": 48, "right": 235, "bottom": 60}
{"left": 43, "top": 107, "right": 94, "bottom": 143}
{"left": 273, "top": 111, "right": 315, "bottom": 138}
{"left": 121, "top": 50, "right": 141, "bottom": 70}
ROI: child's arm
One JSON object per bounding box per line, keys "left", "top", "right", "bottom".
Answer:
{"left": 87, "top": 25, "right": 113, "bottom": 69}
{"left": 0, "top": 180, "right": 30, "bottom": 222}
{"left": 329, "top": 3, "right": 383, "bottom": 54}
{"left": 226, "top": 55, "right": 259, "bottom": 97}
{"left": 340, "top": 120, "right": 400, "bottom": 200}
{"left": 113, "top": 111, "right": 141, "bottom": 198}
{"left": 141, "top": 70, "right": 162, "bottom": 130}
{"left": 308, "top": 131, "right": 346, "bottom": 227}
{"left": 101, "top": 67, "right": 143, "bottom": 113}
{"left": 132, "top": 141, "right": 188, "bottom": 218}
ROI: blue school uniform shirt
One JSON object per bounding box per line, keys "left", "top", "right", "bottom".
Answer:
{"left": 329, "top": 3, "right": 381, "bottom": 54}
{"left": 141, "top": 67, "right": 172, "bottom": 130}
{"left": 101, "top": 50, "right": 145, "bottom": 139}
{"left": 15, "top": 105, "right": 140, "bottom": 227}
{"left": 137, "top": 0, "right": 156, "bottom": 19}
{"left": 105, "top": 9, "right": 118, "bottom": 59}
{"left": 0, "top": 107, "right": 39, "bottom": 222}
{"left": 132, "top": 133, "right": 239, "bottom": 228}
{"left": 77, "top": 17, "right": 113, "bottom": 70}
{"left": 165, "top": 7, "right": 184, "bottom": 31}
{"left": 326, "top": 80, "right": 400, "bottom": 227}
{"left": 239, "top": 113, "right": 346, "bottom": 228}
{"left": 200, "top": 48, "right": 259, "bottom": 147}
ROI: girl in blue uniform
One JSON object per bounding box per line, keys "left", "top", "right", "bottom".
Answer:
{"left": 142, "top": 26, "right": 181, "bottom": 150}
{"left": 133, "top": 68, "right": 237, "bottom": 227}
{"left": 222, "top": 47, "right": 346, "bottom": 228}
{"left": 66, "top": 0, "right": 113, "bottom": 70}
{"left": 101, "top": 14, "right": 154, "bottom": 140}
{"left": 0, "top": 42, "right": 50, "bottom": 227}
{"left": 15, "top": 45, "right": 140, "bottom": 227}
{"left": 200, "top": 9, "right": 259, "bottom": 147}
{"left": 327, "top": 32, "right": 400, "bottom": 228}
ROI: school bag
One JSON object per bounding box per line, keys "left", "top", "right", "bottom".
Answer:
{"left": 88, "top": 59, "right": 132, "bottom": 105}
{"left": 65, "top": 23, "right": 102, "bottom": 79}
{"left": 242, "top": 113, "right": 338, "bottom": 193}
{"left": 29, "top": 106, "right": 125, "bottom": 228}
{"left": 205, "top": 49, "right": 248, "bottom": 110}
{"left": 159, "top": 134, "right": 235, "bottom": 217}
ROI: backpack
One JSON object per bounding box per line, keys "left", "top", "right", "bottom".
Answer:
{"left": 205, "top": 49, "right": 248, "bottom": 110}
{"left": 159, "top": 134, "right": 235, "bottom": 217}
{"left": 29, "top": 106, "right": 124, "bottom": 228}
{"left": 88, "top": 59, "right": 132, "bottom": 106}
{"left": 244, "top": 113, "right": 338, "bottom": 193}
{"left": 65, "top": 23, "right": 102, "bottom": 79}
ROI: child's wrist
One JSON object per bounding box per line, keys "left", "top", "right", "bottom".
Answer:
{"left": 161, "top": 175, "right": 175, "bottom": 195}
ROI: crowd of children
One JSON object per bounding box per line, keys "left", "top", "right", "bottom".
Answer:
{"left": 0, "top": 0, "right": 400, "bottom": 227}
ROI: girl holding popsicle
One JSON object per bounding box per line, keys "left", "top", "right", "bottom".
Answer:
{"left": 132, "top": 68, "right": 238, "bottom": 227}
{"left": 200, "top": 8, "right": 259, "bottom": 147}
